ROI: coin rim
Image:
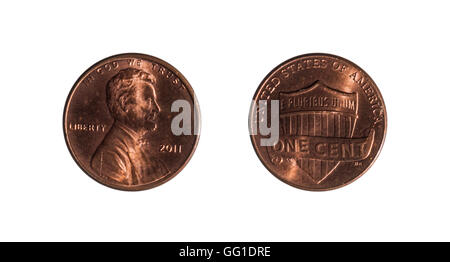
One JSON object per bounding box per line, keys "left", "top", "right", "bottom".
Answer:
{"left": 63, "top": 53, "right": 201, "bottom": 191}
{"left": 249, "top": 53, "right": 387, "bottom": 191}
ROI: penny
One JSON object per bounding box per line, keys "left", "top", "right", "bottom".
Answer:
{"left": 64, "top": 53, "right": 200, "bottom": 191}
{"left": 249, "top": 53, "right": 386, "bottom": 191}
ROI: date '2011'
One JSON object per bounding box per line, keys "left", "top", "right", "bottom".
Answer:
{"left": 159, "top": 144, "right": 182, "bottom": 153}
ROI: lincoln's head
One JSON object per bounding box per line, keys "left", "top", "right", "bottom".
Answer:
{"left": 106, "top": 68, "right": 161, "bottom": 130}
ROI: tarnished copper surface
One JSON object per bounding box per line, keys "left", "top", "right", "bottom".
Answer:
{"left": 64, "top": 53, "right": 200, "bottom": 191}
{"left": 249, "top": 53, "right": 386, "bottom": 191}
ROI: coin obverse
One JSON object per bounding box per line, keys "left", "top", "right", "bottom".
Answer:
{"left": 64, "top": 53, "right": 200, "bottom": 191}
{"left": 249, "top": 53, "right": 386, "bottom": 191}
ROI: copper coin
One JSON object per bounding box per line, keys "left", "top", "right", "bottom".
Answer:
{"left": 249, "top": 53, "right": 386, "bottom": 191}
{"left": 64, "top": 53, "right": 200, "bottom": 191}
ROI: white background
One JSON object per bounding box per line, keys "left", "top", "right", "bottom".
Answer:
{"left": 0, "top": 0, "right": 449, "bottom": 241}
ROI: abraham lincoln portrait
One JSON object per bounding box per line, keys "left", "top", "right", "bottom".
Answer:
{"left": 91, "top": 68, "right": 169, "bottom": 185}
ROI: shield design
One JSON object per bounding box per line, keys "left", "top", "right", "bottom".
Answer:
{"left": 277, "top": 80, "right": 358, "bottom": 184}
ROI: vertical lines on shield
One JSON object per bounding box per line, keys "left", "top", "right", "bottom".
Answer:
{"left": 343, "top": 114, "right": 351, "bottom": 138}
{"left": 308, "top": 113, "right": 314, "bottom": 175}
{"left": 280, "top": 116, "right": 287, "bottom": 137}
{"left": 315, "top": 112, "right": 321, "bottom": 135}
{"left": 348, "top": 115, "right": 353, "bottom": 138}
{"left": 343, "top": 115, "right": 348, "bottom": 138}
{"left": 309, "top": 113, "right": 314, "bottom": 178}
{"left": 346, "top": 115, "right": 349, "bottom": 137}
{"left": 307, "top": 113, "right": 313, "bottom": 178}
{"left": 314, "top": 113, "right": 321, "bottom": 180}
{"left": 321, "top": 112, "right": 327, "bottom": 179}
{"left": 300, "top": 113, "right": 307, "bottom": 172}
{"left": 295, "top": 114, "right": 301, "bottom": 169}
{"left": 289, "top": 113, "right": 295, "bottom": 136}
{"left": 328, "top": 113, "right": 337, "bottom": 174}
{"left": 337, "top": 114, "right": 341, "bottom": 138}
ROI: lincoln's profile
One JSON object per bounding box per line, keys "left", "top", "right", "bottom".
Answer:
{"left": 91, "top": 68, "right": 169, "bottom": 185}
